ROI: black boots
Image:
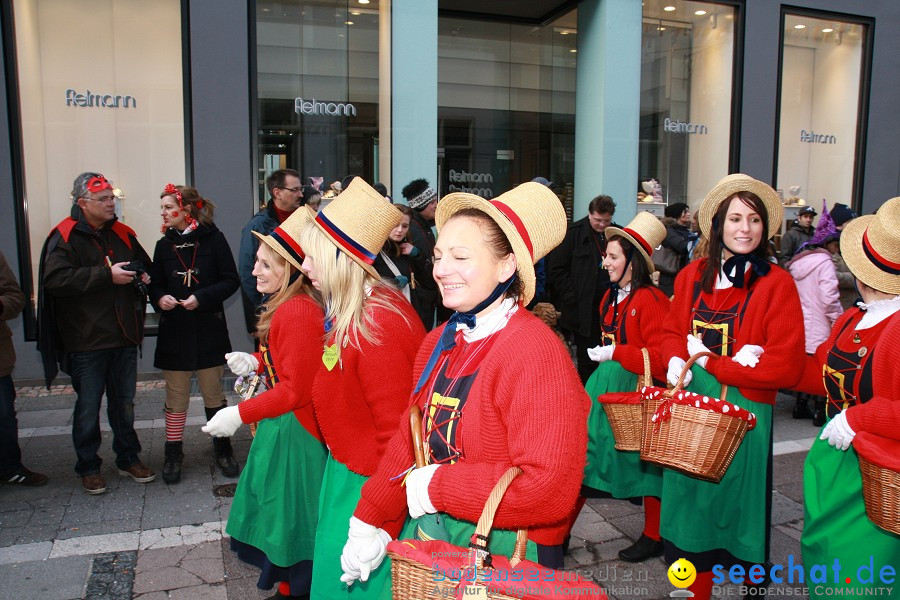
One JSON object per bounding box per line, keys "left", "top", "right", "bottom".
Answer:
{"left": 205, "top": 406, "right": 240, "bottom": 477}
{"left": 618, "top": 534, "right": 664, "bottom": 562}
{"left": 162, "top": 441, "right": 184, "bottom": 484}
{"left": 792, "top": 392, "right": 813, "bottom": 419}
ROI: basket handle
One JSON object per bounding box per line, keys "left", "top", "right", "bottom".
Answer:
{"left": 471, "top": 467, "right": 528, "bottom": 567}
{"left": 635, "top": 347, "right": 652, "bottom": 391}
{"left": 666, "top": 351, "right": 719, "bottom": 396}
{"left": 410, "top": 405, "right": 427, "bottom": 469}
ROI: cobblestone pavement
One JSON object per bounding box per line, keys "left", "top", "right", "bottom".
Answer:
{"left": 0, "top": 385, "right": 819, "bottom": 599}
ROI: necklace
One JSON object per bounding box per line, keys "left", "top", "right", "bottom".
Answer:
{"left": 173, "top": 239, "right": 200, "bottom": 287}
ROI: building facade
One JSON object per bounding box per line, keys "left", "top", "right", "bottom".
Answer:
{"left": 1, "top": 0, "right": 898, "bottom": 381}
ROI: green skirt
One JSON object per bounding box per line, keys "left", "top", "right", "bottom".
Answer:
{"left": 659, "top": 366, "right": 772, "bottom": 563}
{"left": 310, "top": 455, "right": 416, "bottom": 600}
{"left": 583, "top": 360, "right": 663, "bottom": 498}
{"left": 226, "top": 412, "right": 327, "bottom": 566}
{"left": 803, "top": 430, "right": 900, "bottom": 599}
{"left": 413, "top": 512, "right": 539, "bottom": 561}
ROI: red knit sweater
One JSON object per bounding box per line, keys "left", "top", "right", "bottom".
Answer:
{"left": 797, "top": 310, "right": 900, "bottom": 439}
{"left": 237, "top": 294, "right": 325, "bottom": 442}
{"left": 603, "top": 286, "right": 670, "bottom": 380}
{"left": 312, "top": 293, "right": 425, "bottom": 477}
{"left": 354, "top": 309, "right": 591, "bottom": 546}
{"left": 659, "top": 260, "right": 805, "bottom": 404}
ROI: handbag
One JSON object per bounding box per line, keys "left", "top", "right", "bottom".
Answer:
{"left": 651, "top": 244, "right": 680, "bottom": 275}
{"left": 233, "top": 374, "right": 267, "bottom": 436}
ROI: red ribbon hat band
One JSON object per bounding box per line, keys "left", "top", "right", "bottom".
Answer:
{"left": 270, "top": 226, "right": 305, "bottom": 264}
{"left": 622, "top": 227, "right": 653, "bottom": 256}
{"left": 87, "top": 175, "right": 113, "bottom": 194}
{"left": 314, "top": 212, "right": 377, "bottom": 265}
{"left": 491, "top": 200, "right": 534, "bottom": 260}
{"left": 863, "top": 229, "right": 900, "bottom": 275}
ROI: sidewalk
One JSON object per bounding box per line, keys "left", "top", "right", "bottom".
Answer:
{"left": 0, "top": 385, "right": 818, "bottom": 599}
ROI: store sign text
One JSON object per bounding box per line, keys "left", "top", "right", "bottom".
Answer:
{"left": 800, "top": 130, "right": 836, "bottom": 144}
{"left": 448, "top": 169, "right": 493, "bottom": 197}
{"left": 664, "top": 118, "right": 707, "bottom": 135}
{"left": 294, "top": 97, "right": 357, "bottom": 117}
{"left": 65, "top": 88, "right": 136, "bottom": 109}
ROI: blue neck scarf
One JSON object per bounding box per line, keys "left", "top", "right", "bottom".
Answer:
{"left": 721, "top": 245, "right": 771, "bottom": 289}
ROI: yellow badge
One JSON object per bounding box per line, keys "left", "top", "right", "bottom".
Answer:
{"left": 322, "top": 344, "right": 339, "bottom": 371}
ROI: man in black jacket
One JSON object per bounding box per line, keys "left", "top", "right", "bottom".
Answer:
{"left": 39, "top": 172, "right": 155, "bottom": 495}
{"left": 401, "top": 178, "right": 440, "bottom": 330}
{"left": 779, "top": 206, "right": 816, "bottom": 265}
{"left": 547, "top": 194, "right": 616, "bottom": 383}
{"left": 658, "top": 202, "right": 695, "bottom": 297}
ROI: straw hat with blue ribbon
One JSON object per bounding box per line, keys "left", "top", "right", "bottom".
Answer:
{"left": 699, "top": 173, "right": 783, "bottom": 239}
{"left": 253, "top": 205, "right": 315, "bottom": 270}
{"left": 311, "top": 177, "right": 403, "bottom": 278}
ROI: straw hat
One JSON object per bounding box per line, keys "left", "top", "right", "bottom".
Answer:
{"left": 312, "top": 177, "right": 402, "bottom": 278}
{"left": 604, "top": 211, "right": 667, "bottom": 273}
{"left": 840, "top": 197, "right": 900, "bottom": 294}
{"left": 436, "top": 182, "right": 567, "bottom": 305}
{"left": 253, "top": 205, "right": 315, "bottom": 270}
{"left": 699, "top": 174, "right": 783, "bottom": 239}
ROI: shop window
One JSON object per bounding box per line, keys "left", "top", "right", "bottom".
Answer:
{"left": 255, "top": 0, "right": 379, "bottom": 208}
{"left": 7, "top": 0, "right": 186, "bottom": 335}
{"left": 775, "top": 12, "right": 869, "bottom": 232}
{"left": 639, "top": 1, "right": 737, "bottom": 215}
{"left": 436, "top": 11, "right": 576, "bottom": 215}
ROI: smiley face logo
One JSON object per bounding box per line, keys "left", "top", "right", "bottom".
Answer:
{"left": 667, "top": 558, "right": 696, "bottom": 588}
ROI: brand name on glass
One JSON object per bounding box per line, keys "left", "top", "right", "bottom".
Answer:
{"left": 294, "top": 98, "right": 357, "bottom": 117}
{"left": 65, "top": 88, "right": 136, "bottom": 109}
{"left": 800, "top": 130, "right": 836, "bottom": 144}
{"left": 448, "top": 169, "right": 494, "bottom": 197}
{"left": 664, "top": 118, "right": 707, "bottom": 135}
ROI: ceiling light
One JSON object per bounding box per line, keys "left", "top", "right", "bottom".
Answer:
{"left": 664, "top": 6, "right": 676, "bottom": 12}
{"left": 794, "top": 24, "right": 806, "bottom": 30}
{"left": 694, "top": 10, "right": 707, "bottom": 16}
{"left": 658, "top": 26, "right": 666, "bottom": 31}
{"left": 358, "top": 0, "right": 370, "bottom": 4}
{"left": 822, "top": 28, "right": 833, "bottom": 33}
{"left": 351, "top": 11, "right": 360, "bottom": 15}
{"left": 345, "top": 21, "right": 354, "bottom": 25}
{"left": 569, "top": 49, "right": 577, "bottom": 53}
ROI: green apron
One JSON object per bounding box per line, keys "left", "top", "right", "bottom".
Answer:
{"left": 226, "top": 412, "right": 327, "bottom": 566}
{"left": 583, "top": 360, "right": 663, "bottom": 498}
{"left": 803, "top": 429, "right": 900, "bottom": 599}
{"left": 659, "top": 366, "right": 772, "bottom": 563}
{"left": 310, "top": 454, "right": 416, "bottom": 600}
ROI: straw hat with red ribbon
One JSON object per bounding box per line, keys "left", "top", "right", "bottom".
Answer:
{"left": 253, "top": 205, "right": 315, "bottom": 270}
{"left": 604, "top": 211, "right": 667, "bottom": 273}
{"left": 311, "top": 177, "right": 402, "bottom": 278}
{"left": 436, "top": 181, "right": 567, "bottom": 305}
{"left": 840, "top": 197, "right": 900, "bottom": 295}
{"left": 699, "top": 173, "right": 783, "bottom": 239}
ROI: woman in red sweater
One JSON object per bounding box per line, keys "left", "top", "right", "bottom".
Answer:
{"left": 340, "top": 181, "right": 589, "bottom": 585}
{"left": 203, "top": 206, "right": 326, "bottom": 599}
{"left": 657, "top": 174, "right": 804, "bottom": 600}
{"left": 298, "top": 179, "right": 425, "bottom": 600}
{"left": 579, "top": 211, "right": 670, "bottom": 563}
{"left": 793, "top": 197, "right": 900, "bottom": 600}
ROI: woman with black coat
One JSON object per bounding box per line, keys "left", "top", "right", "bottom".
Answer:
{"left": 149, "top": 184, "right": 240, "bottom": 484}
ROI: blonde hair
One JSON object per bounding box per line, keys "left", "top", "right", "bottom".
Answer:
{"left": 254, "top": 244, "right": 319, "bottom": 344}
{"left": 299, "top": 223, "right": 409, "bottom": 354}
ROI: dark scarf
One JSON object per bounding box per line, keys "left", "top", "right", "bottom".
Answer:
{"left": 721, "top": 246, "right": 771, "bottom": 289}
{"left": 601, "top": 246, "right": 634, "bottom": 329}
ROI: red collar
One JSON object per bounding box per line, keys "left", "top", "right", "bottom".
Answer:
{"left": 51, "top": 217, "right": 135, "bottom": 249}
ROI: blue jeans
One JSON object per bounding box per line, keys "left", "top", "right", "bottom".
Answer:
{"left": 0, "top": 374, "right": 23, "bottom": 478}
{"left": 69, "top": 347, "right": 142, "bottom": 476}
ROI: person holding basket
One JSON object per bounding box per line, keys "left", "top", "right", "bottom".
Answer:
{"left": 656, "top": 174, "right": 804, "bottom": 599}
{"left": 577, "top": 211, "right": 670, "bottom": 563}
{"left": 793, "top": 197, "right": 900, "bottom": 600}
{"left": 299, "top": 179, "right": 425, "bottom": 600}
{"left": 342, "top": 181, "right": 590, "bottom": 590}
{"left": 202, "top": 205, "right": 327, "bottom": 599}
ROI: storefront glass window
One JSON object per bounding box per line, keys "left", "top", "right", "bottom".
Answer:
{"left": 12, "top": 0, "right": 186, "bottom": 303}
{"left": 639, "top": 1, "right": 736, "bottom": 215}
{"left": 776, "top": 13, "right": 867, "bottom": 227}
{"left": 255, "top": 0, "right": 378, "bottom": 207}
{"left": 437, "top": 10, "right": 577, "bottom": 216}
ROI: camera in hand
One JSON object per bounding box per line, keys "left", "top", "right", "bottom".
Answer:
{"left": 121, "top": 261, "right": 149, "bottom": 296}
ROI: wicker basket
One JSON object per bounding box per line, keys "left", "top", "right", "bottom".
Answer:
{"left": 858, "top": 454, "right": 900, "bottom": 535}
{"left": 601, "top": 348, "right": 652, "bottom": 451}
{"left": 234, "top": 374, "right": 263, "bottom": 437}
{"left": 639, "top": 352, "right": 752, "bottom": 483}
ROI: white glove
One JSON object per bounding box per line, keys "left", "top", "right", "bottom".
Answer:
{"left": 587, "top": 344, "right": 616, "bottom": 363}
{"left": 406, "top": 463, "right": 440, "bottom": 519}
{"left": 225, "top": 352, "right": 258, "bottom": 377}
{"left": 201, "top": 405, "right": 244, "bottom": 437}
{"left": 732, "top": 344, "right": 764, "bottom": 368}
{"left": 667, "top": 356, "right": 693, "bottom": 387}
{"left": 686, "top": 335, "right": 710, "bottom": 368}
{"left": 820, "top": 411, "right": 856, "bottom": 451}
{"left": 339, "top": 517, "right": 392, "bottom": 586}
